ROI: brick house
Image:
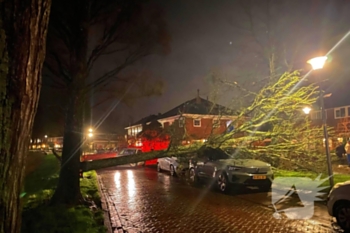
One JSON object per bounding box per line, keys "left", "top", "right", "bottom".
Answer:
{"left": 310, "top": 104, "right": 350, "bottom": 146}
{"left": 125, "top": 92, "right": 240, "bottom": 147}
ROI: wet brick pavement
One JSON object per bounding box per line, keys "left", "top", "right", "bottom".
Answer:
{"left": 98, "top": 166, "right": 344, "bottom": 233}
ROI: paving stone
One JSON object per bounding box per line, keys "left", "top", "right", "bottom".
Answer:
{"left": 98, "top": 167, "right": 344, "bottom": 233}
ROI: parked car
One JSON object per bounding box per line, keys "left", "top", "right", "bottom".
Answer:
{"left": 157, "top": 157, "right": 179, "bottom": 176}
{"left": 327, "top": 181, "right": 350, "bottom": 231}
{"left": 189, "top": 147, "right": 274, "bottom": 193}
{"left": 118, "top": 148, "right": 144, "bottom": 167}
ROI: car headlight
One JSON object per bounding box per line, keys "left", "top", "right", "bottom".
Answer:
{"left": 228, "top": 166, "right": 242, "bottom": 171}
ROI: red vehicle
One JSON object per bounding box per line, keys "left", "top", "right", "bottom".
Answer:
{"left": 81, "top": 149, "right": 117, "bottom": 162}
{"left": 129, "top": 138, "right": 170, "bottom": 165}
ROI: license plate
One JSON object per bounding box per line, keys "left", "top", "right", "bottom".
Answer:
{"left": 253, "top": 175, "right": 266, "bottom": 180}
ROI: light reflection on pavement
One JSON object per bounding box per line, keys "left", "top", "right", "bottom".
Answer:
{"left": 99, "top": 166, "right": 343, "bottom": 233}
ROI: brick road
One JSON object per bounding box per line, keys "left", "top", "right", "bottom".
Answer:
{"left": 98, "top": 166, "right": 344, "bottom": 233}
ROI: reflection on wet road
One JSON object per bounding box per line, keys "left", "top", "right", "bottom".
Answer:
{"left": 98, "top": 166, "right": 343, "bottom": 233}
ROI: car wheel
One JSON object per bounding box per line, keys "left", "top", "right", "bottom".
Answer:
{"left": 335, "top": 201, "right": 350, "bottom": 231}
{"left": 157, "top": 163, "right": 162, "bottom": 172}
{"left": 170, "top": 165, "right": 176, "bottom": 176}
{"left": 189, "top": 168, "right": 199, "bottom": 185}
{"left": 217, "top": 173, "right": 230, "bottom": 193}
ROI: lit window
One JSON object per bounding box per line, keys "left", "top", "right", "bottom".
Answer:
{"left": 179, "top": 117, "right": 185, "bottom": 127}
{"left": 193, "top": 119, "right": 201, "bottom": 127}
{"left": 213, "top": 119, "right": 220, "bottom": 128}
{"left": 311, "top": 111, "right": 322, "bottom": 120}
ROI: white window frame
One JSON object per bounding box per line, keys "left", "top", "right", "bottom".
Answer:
{"left": 212, "top": 119, "right": 220, "bottom": 128}
{"left": 193, "top": 119, "right": 201, "bottom": 127}
{"left": 334, "top": 107, "right": 347, "bottom": 119}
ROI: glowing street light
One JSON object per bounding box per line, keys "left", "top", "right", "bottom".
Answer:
{"left": 88, "top": 128, "right": 93, "bottom": 133}
{"left": 88, "top": 132, "right": 93, "bottom": 138}
{"left": 303, "top": 107, "right": 311, "bottom": 115}
{"left": 44, "top": 135, "right": 48, "bottom": 138}
{"left": 307, "top": 56, "right": 334, "bottom": 188}
{"left": 307, "top": 56, "right": 327, "bottom": 70}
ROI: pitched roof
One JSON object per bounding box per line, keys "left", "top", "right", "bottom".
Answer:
{"left": 160, "top": 97, "right": 234, "bottom": 118}
{"left": 128, "top": 97, "right": 236, "bottom": 127}
{"left": 132, "top": 114, "right": 159, "bottom": 126}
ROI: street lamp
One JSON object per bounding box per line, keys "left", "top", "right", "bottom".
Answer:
{"left": 88, "top": 128, "right": 93, "bottom": 138}
{"left": 303, "top": 107, "right": 311, "bottom": 115}
{"left": 307, "top": 56, "right": 328, "bottom": 70}
{"left": 307, "top": 56, "right": 334, "bottom": 188}
{"left": 87, "top": 128, "right": 94, "bottom": 152}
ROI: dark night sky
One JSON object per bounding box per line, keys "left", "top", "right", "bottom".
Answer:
{"left": 36, "top": 0, "right": 350, "bottom": 136}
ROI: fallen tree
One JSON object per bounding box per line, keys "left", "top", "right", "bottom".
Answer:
{"left": 208, "top": 71, "right": 333, "bottom": 173}
{"left": 80, "top": 146, "right": 199, "bottom": 172}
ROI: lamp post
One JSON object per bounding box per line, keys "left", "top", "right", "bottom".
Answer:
{"left": 307, "top": 56, "right": 334, "bottom": 188}
{"left": 303, "top": 107, "right": 311, "bottom": 151}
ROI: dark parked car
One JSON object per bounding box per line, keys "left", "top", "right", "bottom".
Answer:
{"left": 189, "top": 147, "right": 274, "bottom": 193}
{"left": 118, "top": 148, "right": 144, "bottom": 167}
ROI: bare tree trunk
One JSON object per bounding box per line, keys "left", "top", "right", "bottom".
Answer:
{"left": 50, "top": 0, "right": 88, "bottom": 205}
{"left": 50, "top": 92, "right": 85, "bottom": 205}
{"left": 0, "top": 0, "right": 51, "bottom": 233}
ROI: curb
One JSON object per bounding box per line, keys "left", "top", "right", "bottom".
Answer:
{"left": 97, "top": 174, "right": 125, "bottom": 233}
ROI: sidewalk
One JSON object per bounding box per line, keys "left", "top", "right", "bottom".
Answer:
{"left": 97, "top": 174, "right": 124, "bottom": 233}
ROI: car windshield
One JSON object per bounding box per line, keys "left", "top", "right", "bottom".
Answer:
{"left": 223, "top": 147, "right": 240, "bottom": 158}
{"left": 198, "top": 147, "right": 230, "bottom": 160}
{"left": 223, "top": 148, "right": 256, "bottom": 160}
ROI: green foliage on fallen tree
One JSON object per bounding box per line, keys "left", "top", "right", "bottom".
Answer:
{"left": 207, "top": 71, "right": 334, "bottom": 172}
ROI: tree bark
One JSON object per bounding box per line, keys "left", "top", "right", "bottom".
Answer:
{"left": 50, "top": 0, "right": 88, "bottom": 205}
{"left": 0, "top": 0, "right": 51, "bottom": 233}
{"left": 50, "top": 92, "right": 85, "bottom": 205}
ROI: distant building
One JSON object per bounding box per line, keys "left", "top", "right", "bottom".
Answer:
{"left": 88, "top": 134, "right": 127, "bottom": 151}
{"left": 29, "top": 134, "right": 127, "bottom": 151}
{"left": 29, "top": 136, "right": 63, "bottom": 150}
